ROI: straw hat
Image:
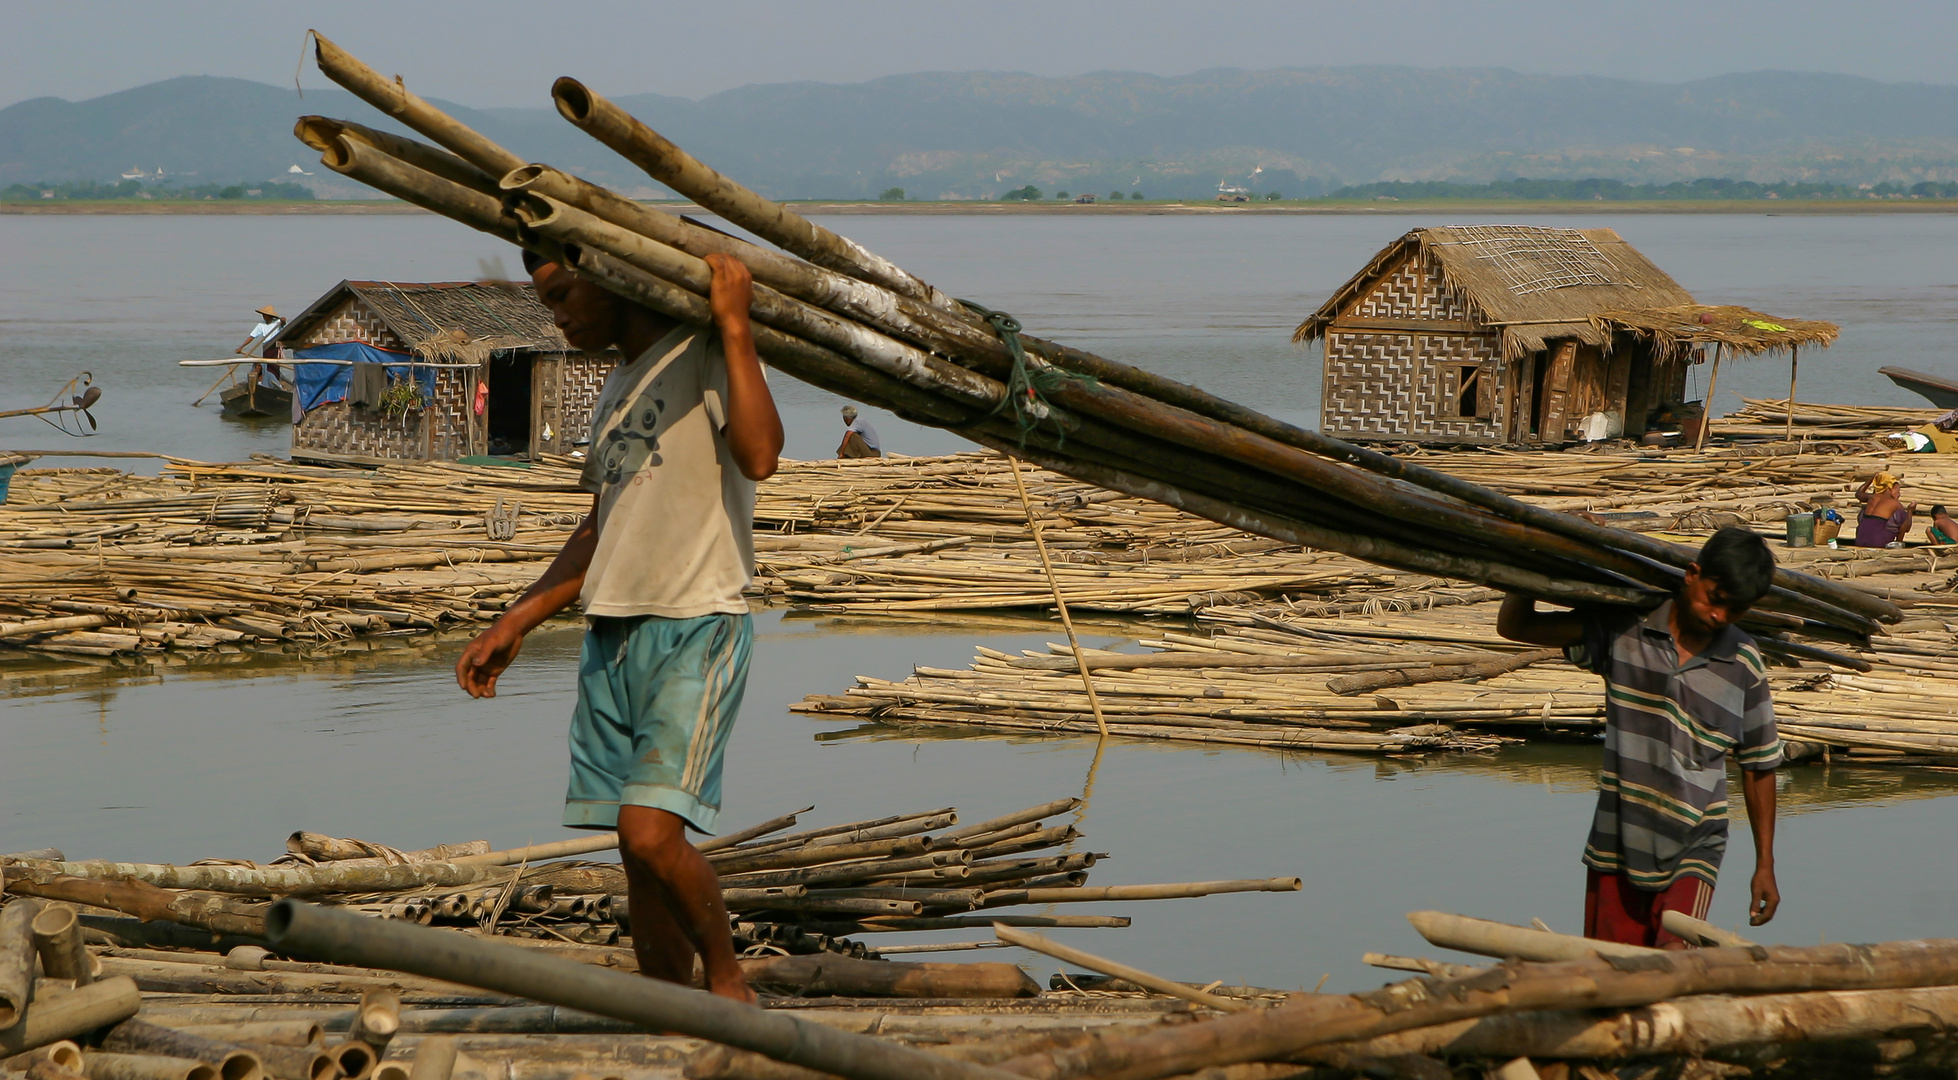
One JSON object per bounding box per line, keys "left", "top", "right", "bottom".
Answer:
{"left": 255, "top": 305, "right": 280, "bottom": 319}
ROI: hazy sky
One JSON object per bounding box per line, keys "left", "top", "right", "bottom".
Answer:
{"left": 5, "top": 0, "right": 1955, "bottom": 110}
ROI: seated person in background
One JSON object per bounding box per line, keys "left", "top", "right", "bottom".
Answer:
{"left": 1928, "top": 505, "right": 1958, "bottom": 546}
{"left": 837, "top": 404, "right": 883, "bottom": 459}
{"left": 1854, "top": 473, "right": 1913, "bottom": 548}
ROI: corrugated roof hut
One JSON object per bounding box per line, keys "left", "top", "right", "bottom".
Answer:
{"left": 1294, "top": 225, "right": 1702, "bottom": 446}
{"left": 274, "top": 281, "right": 616, "bottom": 465}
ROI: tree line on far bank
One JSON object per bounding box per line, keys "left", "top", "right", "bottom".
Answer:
{"left": 2, "top": 178, "right": 317, "bottom": 202}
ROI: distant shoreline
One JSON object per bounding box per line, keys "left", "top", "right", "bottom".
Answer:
{"left": 7, "top": 198, "right": 1958, "bottom": 217}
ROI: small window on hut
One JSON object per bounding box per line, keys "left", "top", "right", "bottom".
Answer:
{"left": 1447, "top": 363, "right": 1494, "bottom": 419}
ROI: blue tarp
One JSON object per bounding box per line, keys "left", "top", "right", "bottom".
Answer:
{"left": 290, "top": 342, "right": 435, "bottom": 413}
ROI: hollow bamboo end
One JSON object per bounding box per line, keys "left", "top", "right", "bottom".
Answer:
{"left": 31, "top": 903, "right": 78, "bottom": 937}
{"left": 500, "top": 165, "right": 548, "bottom": 193}
{"left": 292, "top": 118, "right": 343, "bottom": 154}
{"left": 320, "top": 136, "right": 359, "bottom": 174}
{"left": 551, "top": 78, "right": 592, "bottom": 123}
{"left": 43, "top": 1043, "right": 83, "bottom": 1071}
{"left": 330, "top": 1042, "right": 374, "bottom": 1080}
{"left": 0, "top": 999, "right": 19, "bottom": 1028}
{"left": 373, "top": 1066, "right": 410, "bottom": 1080}
{"left": 187, "top": 1066, "right": 219, "bottom": 1080}
{"left": 218, "top": 1054, "right": 260, "bottom": 1080}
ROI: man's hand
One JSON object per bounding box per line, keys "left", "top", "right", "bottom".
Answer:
{"left": 704, "top": 253, "right": 753, "bottom": 328}
{"left": 456, "top": 619, "right": 525, "bottom": 699}
{"left": 1749, "top": 863, "right": 1780, "bottom": 926}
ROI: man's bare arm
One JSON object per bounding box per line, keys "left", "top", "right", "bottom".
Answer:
{"left": 1740, "top": 766, "right": 1780, "bottom": 925}
{"left": 456, "top": 494, "right": 601, "bottom": 698}
{"left": 705, "top": 253, "right": 783, "bottom": 482}
{"left": 1497, "top": 592, "right": 1585, "bottom": 647}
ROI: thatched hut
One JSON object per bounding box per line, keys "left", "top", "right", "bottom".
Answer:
{"left": 1295, "top": 225, "right": 1705, "bottom": 446}
{"left": 274, "top": 281, "right": 615, "bottom": 465}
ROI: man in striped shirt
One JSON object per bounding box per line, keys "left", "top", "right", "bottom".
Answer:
{"left": 1499, "top": 526, "right": 1782, "bottom": 947}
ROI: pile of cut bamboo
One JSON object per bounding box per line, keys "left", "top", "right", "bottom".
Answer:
{"left": 801, "top": 589, "right": 1958, "bottom": 765}
{"left": 1713, "top": 397, "right": 1947, "bottom": 441}
{"left": 284, "top": 32, "right": 1899, "bottom": 643}
{"left": 12, "top": 876, "right": 1958, "bottom": 1080}
{"left": 0, "top": 799, "right": 1295, "bottom": 986}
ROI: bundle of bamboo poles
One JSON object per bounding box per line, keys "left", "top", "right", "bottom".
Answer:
{"left": 0, "top": 799, "right": 1297, "bottom": 1005}
{"left": 1715, "top": 397, "right": 1947, "bottom": 439}
{"left": 285, "top": 31, "right": 1899, "bottom": 644}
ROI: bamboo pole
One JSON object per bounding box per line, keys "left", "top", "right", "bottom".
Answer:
{"left": 1787, "top": 344, "right": 1799, "bottom": 442}
{"left": 1696, "top": 343, "right": 1723, "bottom": 453}
{"left": 265, "top": 900, "right": 1021, "bottom": 1080}
{"left": 992, "top": 926, "right": 1249, "bottom": 1012}
{"left": 994, "top": 937, "right": 1958, "bottom": 1080}
{"left": 307, "top": 33, "right": 524, "bottom": 178}
{"left": 96, "top": 1025, "right": 267, "bottom": 1080}
{"left": 549, "top": 78, "right": 959, "bottom": 315}
{"left": 1406, "top": 910, "right": 1659, "bottom": 962}
{"left": 29, "top": 905, "right": 94, "bottom": 985}
{"left": 0, "top": 899, "right": 35, "bottom": 1029}
{"left": 83, "top": 1053, "right": 221, "bottom": 1080}
{"left": 1007, "top": 456, "right": 1109, "bottom": 739}
{"left": 293, "top": 117, "right": 498, "bottom": 198}
{"left": 0, "top": 979, "right": 141, "bottom": 1057}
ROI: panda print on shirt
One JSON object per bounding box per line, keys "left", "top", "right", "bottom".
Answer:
{"left": 594, "top": 382, "right": 668, "bottom": 486}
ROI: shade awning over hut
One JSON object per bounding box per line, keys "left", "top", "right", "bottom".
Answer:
{"left": 1588, "top": 304, "right": 1840, "bottom": 361}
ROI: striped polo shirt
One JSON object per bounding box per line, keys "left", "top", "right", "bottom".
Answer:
{"left": 1567, "top": 600, "right": 1781, "bottom": 890}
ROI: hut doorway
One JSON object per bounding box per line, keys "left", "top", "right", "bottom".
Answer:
{"left": 484, "top": 352, "right": 533, "bottom": 456}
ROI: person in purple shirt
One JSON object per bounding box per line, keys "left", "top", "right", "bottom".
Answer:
{"left": 1854, "top": 472, "right": 1913, "bottom": 548}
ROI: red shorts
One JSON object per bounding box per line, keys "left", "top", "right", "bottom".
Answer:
{"left": 1584, "top": 869, "right": 1712, "bottom": 948}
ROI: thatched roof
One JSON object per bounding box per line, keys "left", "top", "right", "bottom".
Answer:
{"left": 1589, "top": 304, "right": 1838, "bottom": 361}
{"left": 275, "top": 281, "right": 571, "bottom": 365}
{"left": 1294, "top": 226, "right": 1698, "bottom": 358}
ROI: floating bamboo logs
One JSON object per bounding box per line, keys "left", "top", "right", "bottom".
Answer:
{"left": 1325, "top": 649, "right": 1560, "bottom": 696}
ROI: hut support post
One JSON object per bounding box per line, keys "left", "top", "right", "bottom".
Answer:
{"left": 1695, "top": 344, "right": 1723, "bottom": 453}
{"left": 1786, "top": 345, "right": 1799, "bottom": 442}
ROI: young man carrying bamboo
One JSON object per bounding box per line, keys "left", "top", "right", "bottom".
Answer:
{"left": 455, "top": 249, "right": 782, "bottom": 1002}
{"left": 1497, "top": 526, "right": 1782, "bottom": 948}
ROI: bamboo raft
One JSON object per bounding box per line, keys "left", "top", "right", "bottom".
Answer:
{"left": 7, "top": 846, "right": 1958, "bottom": 1080}
{"left": 5, "top": 448, "right": 1949, "bottom": 666}
{"left": 797, "top": 588, "right": 1958, "bottom": 766}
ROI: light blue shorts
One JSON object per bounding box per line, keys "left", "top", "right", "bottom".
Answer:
{"left": 563, "top": 612, "right": 751, "bottom": 834}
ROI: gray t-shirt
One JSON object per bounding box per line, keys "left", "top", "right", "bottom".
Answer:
{"left": 577, "top": 327, "right": 755, "bottom": 618}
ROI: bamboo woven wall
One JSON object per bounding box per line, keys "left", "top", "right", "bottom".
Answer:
{"left": 290, "top": 295, "right": 438, "bottom": 461}
{"left": 1321, "top": 253, "right": 1505, "bottom": 443}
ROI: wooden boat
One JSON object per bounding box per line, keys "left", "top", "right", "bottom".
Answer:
{"left": 219, "top": 377, "right": 293, "bottom": 419}
{"left": 1880, "top": 365, "right": 1958, "bottom": 409}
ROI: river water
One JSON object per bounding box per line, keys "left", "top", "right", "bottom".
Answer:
{"left": 3, "top": 211, "right": 1958, "bottom": 990}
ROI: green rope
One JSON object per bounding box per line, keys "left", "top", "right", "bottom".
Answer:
{"left": 958, "top": 300, "right": 1095, "bottom": 446}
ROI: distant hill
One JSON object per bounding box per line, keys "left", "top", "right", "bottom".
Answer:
{"left": 5, "top": 68, "right": 1958, "bottom": 200}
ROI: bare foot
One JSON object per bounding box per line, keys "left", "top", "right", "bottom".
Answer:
{"left": 707, "top": 971, "right": 758, "bottom": 1005}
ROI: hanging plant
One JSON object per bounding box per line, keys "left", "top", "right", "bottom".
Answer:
{"left": 378, "top": 378, "right": 423, "bottom": 419}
